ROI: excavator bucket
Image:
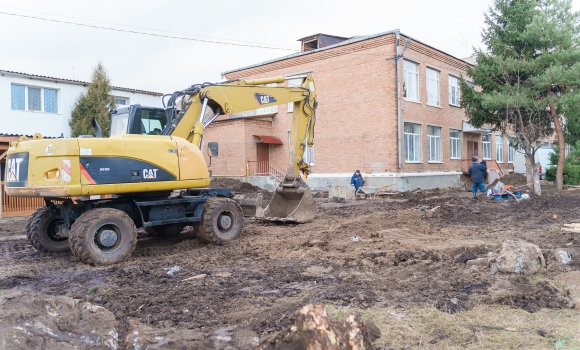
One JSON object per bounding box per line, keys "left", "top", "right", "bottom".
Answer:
{"left": 261, "top": 186, "right": 317, "bottom": 223}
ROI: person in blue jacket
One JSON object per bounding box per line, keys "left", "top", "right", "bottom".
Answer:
{"left": 351, "top": 170, "right": 366, "bottom": 192}
{"left": 467, "top": 157, "right": 488, "bottom": 197}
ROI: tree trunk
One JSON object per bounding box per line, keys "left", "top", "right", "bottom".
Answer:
{"left": 524, "top": 152, "right": 541, "bottom": 195}
{"left": 548, "top": 99, "right": 565, "bottom": 190}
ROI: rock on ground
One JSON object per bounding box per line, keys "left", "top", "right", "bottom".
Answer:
{"left": 258, "top": 304, "right": 381, "bottom": 350}
{"left": 125, "top": 320, "right": 259, "bottom": 350}
{"left": 0, "top": 289, "right": 117, "bottom": 349}
{"left": 497, "top": 240, "right": 546, "bottom": 275}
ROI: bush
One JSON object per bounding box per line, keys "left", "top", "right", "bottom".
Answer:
{"left": 547, "top": 141, "right": 580, "bottom": 185}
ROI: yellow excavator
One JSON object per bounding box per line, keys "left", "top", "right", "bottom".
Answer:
{"left": 4, "top": 74, "right": 318, "bottom": 265}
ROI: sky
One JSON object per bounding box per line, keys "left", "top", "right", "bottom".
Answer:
{"left": 1, "top": 0, "right": 579, "bottom": 94}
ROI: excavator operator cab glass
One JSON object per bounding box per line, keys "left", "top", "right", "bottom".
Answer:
{"left": 110, "top": 105, "right": 167, "bottom": 136}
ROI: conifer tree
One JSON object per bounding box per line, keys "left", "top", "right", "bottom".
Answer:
{"left": 69, "top": 61, "right": 116, "bottom": 137}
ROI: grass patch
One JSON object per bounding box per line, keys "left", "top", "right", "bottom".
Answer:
{"left": 325, "top": 304, "right": 580, "bottom": 349}
{"left": 86, "top": 285, "right": 115, "bottom": 299}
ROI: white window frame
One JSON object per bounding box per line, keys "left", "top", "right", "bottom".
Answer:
{"left": 482, "top": 134, "right": 492, "bottom": 159}
{"left": 427, "top": 126, "right": 442, "bottom": 162}
{"left": 450, "top": 129, "right": 461, "bottom": 159}
{"left": 114, "top": 97, "right": 129, "bottom": 106}
{"left": 496, "top": 135, "right": 504, "bottom": 162}
{"left": 286, "top": 78, "right": 303, "bottom": 113}
{"left": 404, "top": 123, "right": 421, "bottom": 162}
{"left": 448, "top": 75, "right": 460, "bottom": 106}
{"left": 403, "top": 60, "right": 419, "bottom": 102}
{"left": 426, "top": 68, "right": 440, "bottom": 106}
{"left": 10, "top": 83, "right": 59, "bottom": 114}
{"left": 508, "top": 142, "right": 515, "bottom": 163}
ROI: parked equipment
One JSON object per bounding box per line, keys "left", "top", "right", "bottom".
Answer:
{"left": 5, "top": 75, "right": 318, "bottom": 265}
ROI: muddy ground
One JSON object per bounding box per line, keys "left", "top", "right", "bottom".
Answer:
{"left": 1, "top": 180, "right": 580, "bottom": 349}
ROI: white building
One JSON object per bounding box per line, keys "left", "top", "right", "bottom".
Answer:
{"left": 0, "top": 69, "right": 163, "bottom": 138}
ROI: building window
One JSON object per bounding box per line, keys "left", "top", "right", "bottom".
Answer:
{"left": 450, "top": 129, "right": 461, "bottom": 159}
{"left": 286, "top": 78, "right": 303, "bottom": 113}
{"left": 426, "top": 68, "right": 440, "bottom": 106}
{"left": 449, "top": 75, "right": 460, "bottom": 106}
{"left": 11, "top": 84, "right": 58, "bottom": 113}
{"left": 115, "top": 97, "right": 128, "bottom": 106}
{"left": 404, "top": 123, "right": 421, "bottom": 162}
{"left": 428, "top": 126, "right": 442, "bottom": 162}
{"left": 403, "top": 60, "right": 419, "bottom": 101}
{"left": 508, "top": 141, "right": 515, "bottom": 163}
{"left": 496, "top": 135, "right": 504, "bottom": 162}
{"left": 482, "top": 134, "right": 491, "bottom": 159}
{"left": 11, "top": 84, "right": 25, "bottom": 110}
{"left": 44, "top": 89, "right": 58, "bottom": 113}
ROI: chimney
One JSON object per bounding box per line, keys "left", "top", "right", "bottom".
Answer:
{"left": 297, "top": 34, "right": 350, "bottom": 52}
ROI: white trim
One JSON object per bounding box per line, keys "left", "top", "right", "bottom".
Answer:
{"left": 307, "top": 171, "right": 462, "bottom": 178}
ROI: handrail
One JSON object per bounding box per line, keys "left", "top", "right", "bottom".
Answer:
{"left": 247, "top": 161, "right": 285, "bottom": 182}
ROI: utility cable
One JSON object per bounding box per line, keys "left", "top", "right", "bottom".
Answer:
{"left": 0, "top": 4, "right": 297, "bottom": 49}
{"left": 0, "top": 11, "right": 298, "bottom": 51}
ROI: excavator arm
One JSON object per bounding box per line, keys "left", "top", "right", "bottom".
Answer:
{"left": 163, "top": 74, "right": 317, "bottom": 178}
{"left": 162, "top": 74, "right": 318, "bottom": 223}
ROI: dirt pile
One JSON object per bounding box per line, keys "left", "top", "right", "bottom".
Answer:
{"left": 210, "top": 177, "right": 273, "bottom": 203}
{"left": 258, "top": 304, "right": 380, "bottom": 350}
{"left": 489, "top": 173, "right": 528, "bottom": 189}
{"left": 0, "top": 289, "right": 117, "bottom": 349}
{"left": 125, "top": 320, "right": 258, "bottom": 349}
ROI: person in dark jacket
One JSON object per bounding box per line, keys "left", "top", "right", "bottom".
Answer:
{"left": 351, "top": 170, "right": 366, "bottom": 192}
{"left": 467, "top": 157, "right": 487, "bottom": 197}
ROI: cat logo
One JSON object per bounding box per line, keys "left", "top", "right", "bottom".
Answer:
{"left": 143, "top": 168, "right": 158, "bottom": 179}
{"left": 7, "top": 157, "right": 24, "bottom": 182}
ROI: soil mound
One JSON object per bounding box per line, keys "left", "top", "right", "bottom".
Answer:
{"left": 210, "top": 177, "right": 273, "bottom": 203}
{"left": 489, "top": 173, "right": 528, "bottom": 188}
{"left": 0, "top": 289, "right": 117, "bottom": 349}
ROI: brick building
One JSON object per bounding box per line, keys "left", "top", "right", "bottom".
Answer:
{"left": 204, "top": 31, "right": 513, "bottom": 190}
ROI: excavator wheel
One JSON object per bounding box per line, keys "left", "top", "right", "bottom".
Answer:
{"left": 26, "top": 206, "right": 70, "bottom": 253}
{"left": 69, "top": 208, "right": 137, "bottom": 265}
{"left": 196, "top": 197, "right": 243, "bottom": 245}
{"left": 144, "top": 224, "right": 186, "bottom": 238}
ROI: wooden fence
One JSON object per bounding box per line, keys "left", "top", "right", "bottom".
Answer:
{"left": 1, "top": 181, "right": 45, "bottom": 218}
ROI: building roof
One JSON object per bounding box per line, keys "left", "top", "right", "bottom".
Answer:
{"left": 222, "top": 29, "right": 473, "bottom": 77}
{"left": 0, "top": 69, "right": 163, "bottom": 96}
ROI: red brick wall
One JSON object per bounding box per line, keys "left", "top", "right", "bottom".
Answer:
{"left": 206, "top": 33, "right": 479, "bottom": 176}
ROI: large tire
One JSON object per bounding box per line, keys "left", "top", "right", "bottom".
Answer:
{"left": 69, "top": 208, "right": 137, "bottom": 265}
{"left": 144, "top": 224, "right": 186, "bottom": 238}
{"left": 26, "top": 206, "right": 70, "bottom": 252}
{"left": 196, "top": 198, "right": 243, "bottom": 245}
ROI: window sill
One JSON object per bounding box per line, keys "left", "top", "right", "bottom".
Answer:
{"left": 10, "top": 109, "right": 61, "bottom": 115}
{"left": 427, "top": 103, "right": 442, "bottom": 109}
{"left": 428, "top": 161, "right": 443, "bottom": 164}
{"left": 404, "top": 99, "right": 421, "bottom": 104}
{"left": 405, "top": 161, "right": 423, "bottom": 164}
{"left": 482, "top": 158, "right": 491, "bottom": 160}
{"left": 450, "top": 158, "right": 461, "bottom": 160}
{"left": 449, "top": 103, "right": 461, "bottom": 108}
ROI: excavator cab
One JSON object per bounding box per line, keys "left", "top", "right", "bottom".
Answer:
{"left": 110, "top": 104, "right": 168, "bottom": 136}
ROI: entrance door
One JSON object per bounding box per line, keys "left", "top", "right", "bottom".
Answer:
{"left": 467, "top": 141, "right": 479, "bottom": 158}
{"left": 256, "top": 143, "right": 270, "bottom": 175}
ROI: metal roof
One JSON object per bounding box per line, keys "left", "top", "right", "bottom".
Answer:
{"left": 296, "top": 33, "right": 350, "bottom": 42}
{"left": 0, "top": 69, "right": 163, "bottom": 96}
{"left": 222, "top": 29, "right": 473, "bottom": 77}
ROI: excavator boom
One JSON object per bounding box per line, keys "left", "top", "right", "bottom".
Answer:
{"left": 163, "top": 74, "right": 318, "bottom": 222}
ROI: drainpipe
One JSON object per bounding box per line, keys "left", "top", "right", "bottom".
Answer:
{"left": 396, "top": 30, "right": 403, "bottom": 169}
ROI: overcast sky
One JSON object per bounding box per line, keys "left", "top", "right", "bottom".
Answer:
{"left": 1, "top": 0, "right": 579, "bottom": 94}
